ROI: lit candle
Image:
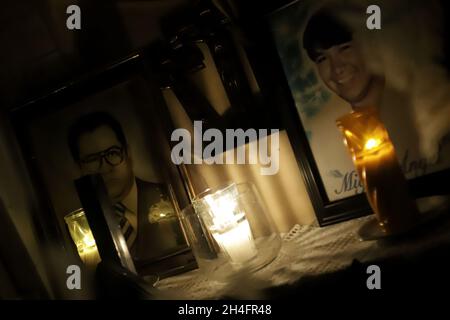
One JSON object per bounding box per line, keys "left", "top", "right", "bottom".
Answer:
{"left": 64, "top": 209, "right": 101, "bottom": 267}
{"left": 202, "top": 185, "right": 257, "bottom": 264}
{"left": 183, "top": 182, "right": 281, "bottom": 273}
{"left": 337, "top": 107, "right": 420, "bottom": 234}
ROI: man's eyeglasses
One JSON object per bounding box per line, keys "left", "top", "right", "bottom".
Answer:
{"left": 79, "top": 146, "right": 125, "bottom": 172}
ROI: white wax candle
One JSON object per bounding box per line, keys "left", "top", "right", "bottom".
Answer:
{"left": 212, "top": 213, "right": 257, "bottom": 264}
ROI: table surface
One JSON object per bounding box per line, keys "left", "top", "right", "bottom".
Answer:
{"left": 153, "top": 196, "right": 450, "bottom": 299}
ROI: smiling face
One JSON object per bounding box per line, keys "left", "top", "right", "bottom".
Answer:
{"left": 78, "top": 125, "right": 134, "bottom": 202}
{"left": 314, "top": 40, "right": 373, "bottom": 104}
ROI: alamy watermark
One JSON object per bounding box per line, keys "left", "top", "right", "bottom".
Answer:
{"left": 66, "top": 265, "right": 81, "bottom": 290}
{"left": 366, "top": 5, "right": 381, "bottom": 30}
{"left": 171, "top": 121, "right": 280, "bottom": 175}
{"left": 366, "top": 265, "right": 381, "bottom": 290}
{"left": 66, "top": 5, "right": 81, "bottom": 30}
{"left": 65, "top": 3, "right": 380, "bottom": 31}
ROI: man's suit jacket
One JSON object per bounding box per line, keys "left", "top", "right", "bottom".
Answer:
{"left": 131, "top": 178, "right": 186, "bottom": 263}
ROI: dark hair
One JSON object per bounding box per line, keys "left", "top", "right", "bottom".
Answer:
{"left": 67, "top": 112, "right": 128, "bottom": 162}
{"left": 302, "top": 9, "right": 353, "bottom": 62}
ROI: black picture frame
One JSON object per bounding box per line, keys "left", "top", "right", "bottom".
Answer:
{"left": 231, "top": 0, "right": 450, "bottom": 226}
{"left": 9, "top": 52, "right": 197, "bottom": 278}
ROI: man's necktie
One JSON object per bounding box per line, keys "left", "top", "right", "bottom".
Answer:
{"left": 114, "top": 202, "right": 136, "bottom": 247}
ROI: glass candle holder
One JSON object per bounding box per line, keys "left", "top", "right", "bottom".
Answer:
{"left": 336, "top": 107, "right": 420, "bottom": 235}
{"left": 180, "top": 182, "right": 281, "bottom": 276}
{"left": 64, "top": 209, "right": 101, "bottom": 267}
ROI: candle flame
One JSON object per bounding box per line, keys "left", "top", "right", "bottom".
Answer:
{"left": 82, "top": 233, "right": 96, "bottom": 248}
{"left": 365, "top": 138, "right": 382, "bottom": 151}
{"left": 204, "top": 191, "right": 238, "bottom": 229}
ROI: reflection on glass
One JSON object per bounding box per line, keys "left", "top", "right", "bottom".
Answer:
{"left": 64, "top": 209, "right": 101, "bottom": 267}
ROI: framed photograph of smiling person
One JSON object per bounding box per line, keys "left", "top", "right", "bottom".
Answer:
{"left": 261, "top": 0, "right": 450, "bottom": 225}
{"left": 10, "top": 54, "right": 197, "bottom": 279}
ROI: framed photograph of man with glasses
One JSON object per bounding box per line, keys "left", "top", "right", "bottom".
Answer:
{"left": 10, "top": 54, "right": 197, "bottom": 280}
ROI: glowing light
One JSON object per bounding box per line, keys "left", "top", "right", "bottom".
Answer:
{"left": 344, "top": 130, "right": 354, "bottom": 137}
{"left": 202, "top": 185, "right": 257, "bottom": 264}
{"left": 65, "top": 209, "right": 100, "bottom": 266}
{"left": 82, "top": 234, "right": 96, "bottom": 248}
{"left": 365, "top": 138, "right": 382, "bottom": 151}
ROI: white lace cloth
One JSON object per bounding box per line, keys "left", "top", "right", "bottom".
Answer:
{"left": 154, "top": 209, "right": 450, "bottom": 299}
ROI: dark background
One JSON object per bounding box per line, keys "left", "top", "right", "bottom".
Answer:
{"left": 0, "top": 0, "right": 449, "bottom": 299}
